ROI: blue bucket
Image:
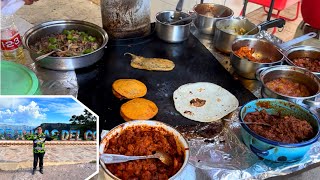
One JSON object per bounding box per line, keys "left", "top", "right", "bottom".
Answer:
{"left": 239, "top": 98, "right": 320, "bottom": 162}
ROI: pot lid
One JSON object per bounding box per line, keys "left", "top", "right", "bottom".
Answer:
{"left": 0, "top": 60, "right": 39, "bottom": 95}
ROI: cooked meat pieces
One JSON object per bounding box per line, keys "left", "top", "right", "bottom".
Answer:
{"left": 244, "top": 110, "right": 314, "bottom": 143}
{"left": 190, "top": 98, "right": 206, "bottom": 107}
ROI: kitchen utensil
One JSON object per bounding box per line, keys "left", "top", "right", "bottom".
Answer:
{"left": 168, "top": 13, "right": 196, "bottom": 25}
{"left": 35, "top": 49, "right": 62, "bottom": 61}
{"left": 279, "top": 32, "right": 317, "bottom": 50}
{"left": 100, "top": 0, "right": 150, "bottom": 39}
{"left": 256, "top": 65, "right": 320, "bottom": 108}
{"left": 23, "top": 20, "right": 108, "bottom": 70}
{"left": 230, "top": 38, "right": 283, "bottom": 79}
{"left": 176, "top": 0, "right": 184, "bottom": 12}
{"left": 240, "top": 98, "right": 320, "bottom": 162}
{"left": 99, "top": 120, "right": 190, "bottom": 180}
{"left": 193, "top": 3, "right": 234, "bottom": 35}
{"left": 285, "top": 45, "right": 320, "bottom": 76}
{"left": 214, "top": 18, "right": 285, "bottom": 54}
{"left": 155, "top": 11, "right": 192, "bottom": 43}
{"left": 243, "top": 26, "right": 257, "bottom": 35}
{"left": 230, "top": 32, "right": 317, "bottom": 79}
{"left": 101, "top": 150, "right": 173, "bottom": 166}
{"left": 224, "top": 119, "right": 271, "bottom": 126}
{"left": 0, "top": 60, "right": 41, "bottom": 95}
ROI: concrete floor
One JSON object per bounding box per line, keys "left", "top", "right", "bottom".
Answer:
{"left": 13, "top": 0, "right": 320, "bottom": 179}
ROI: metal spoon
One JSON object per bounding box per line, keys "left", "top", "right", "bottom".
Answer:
{"left": 100, "top": 150, "right": 173, "bottom": 166}
{"left": 243, "top": 26, "right": 257, "bottom": 35}
{"left": 214, "top": 9, "right": 227, "bottom": 18}
{"left": 224, "top": 119, "right": 271, "bottom": 127}
{"left": 168, "top": 14, "right": 196, "bottom": 25}
{"left": 35, "top": 49, "right": 62, "bottom": 61}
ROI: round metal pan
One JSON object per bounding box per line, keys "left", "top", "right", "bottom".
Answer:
{"left": 285, "top": 45, "right": 320, "bottom": 77}
{"left": 214, "top": 17, "right": 285, "bottom": 54}
{"left": 23, "top": 20, "right": 109, "bottom": 71}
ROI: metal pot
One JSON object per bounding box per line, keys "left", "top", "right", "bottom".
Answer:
{"left": 99, "top": 120, "right": 190, "bottom": 179}
{"left": 240, "top": 98, "right": 320, "bottom": 162}
{"left": 230, "top": 38, "right": 284, "bottom": 79}
{"left": 256, "top": 65, "right": 320, "bottom": 108}
{"left": 214, "top": 18, "right": 285, "bottom": 54}
{"left": 23, "top": 20, "right": 109, "bottom": 71}
{"left": 285, "top": 45, "right": 320, "bottom": 76}
{"left": 193, "top": 3, "right": 233, "bottom": 35}
{"left": 100, "top": 0, "right": 151, "bottom": 39}
{"left": 230, "top": 33, "right": 317, "bottom": 79}
{"left": 155, "top": 11, "right": 192, "bottom": 43}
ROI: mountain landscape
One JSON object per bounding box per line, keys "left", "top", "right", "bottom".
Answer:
{"left": 0, "top": 124, "right": 36, "bottom": 131}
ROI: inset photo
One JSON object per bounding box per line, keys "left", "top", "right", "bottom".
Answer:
{"left": 0, "top": 96, "right": 98, "bottom": 179}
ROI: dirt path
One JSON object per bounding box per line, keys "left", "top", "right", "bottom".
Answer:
{"left": 0, "top": 163, "right": 97, "bottom": 180}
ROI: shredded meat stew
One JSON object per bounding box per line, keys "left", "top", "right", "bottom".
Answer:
{"left": 31, "top": 30, "right": 100, "bottom": 57}
{"left": 104, "top": 126, "right": 184, "bottom": 180}
{"left": 292, "top": 57, "right": 320, "bottom": 72}
{"left": 244, "top": 110, "right": 314, "bottom": 143}
{"left": 265, "top": 78, "right": 311, "bottom": 97}
{"left": 234, "top": 46, "right": 273, "bottom": 63}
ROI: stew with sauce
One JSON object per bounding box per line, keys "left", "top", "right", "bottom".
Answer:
{"left": 234, "top": 46, "right": 273, "bottom": 63}
{"left": 244, "top": 110, "right": 314, "bottom": 143}
{"left": 104, "top": 126, "right": 184, "bottom": 180}
{"left": 265, "top": 78, "right": 311, "bottom": 97}
{"left": 292, "top": 57, "right": 320, "bottom": 72}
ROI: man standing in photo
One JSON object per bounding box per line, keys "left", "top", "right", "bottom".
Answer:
{"left": 23, "top": 126, "right": 54, "bottom": 175}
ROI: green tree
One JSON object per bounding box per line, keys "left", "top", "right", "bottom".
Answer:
{"left": 69, "top": 109, "right": 96, "bottom": 138}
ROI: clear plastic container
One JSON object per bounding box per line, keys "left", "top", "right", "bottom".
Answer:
{"left": 1, "top": 15, "right": 26, "bottom": 64}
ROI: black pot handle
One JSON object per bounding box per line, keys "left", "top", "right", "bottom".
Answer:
{"left": 259, "top": 18, "right": 286, "bottom": 31}
{"left": 176, "top": 0, "right": 184, "bottom": 12}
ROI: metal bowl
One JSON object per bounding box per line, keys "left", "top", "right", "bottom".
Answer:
{"left": 23, "top": 20, "right": 108, "bottom": 70}
{"left": 240, "top": 98, "right": 320, "bottom": 162}
{"left": 99, "top": 120, "right": 190, "bottom": 179}
{"left": 257, "top": 65, "right": 320, "bottom": 108}
{"left": 285, "top": 45, "right": 320, "bottom": 76}
{"left": 155, "top": 11, "right": 192, "bottom": 43}
{"left": 193, "top": 3, "right": 234, "bottom": 35}
{"left": 230, "top": 38, "right": 284, "bottom": 79}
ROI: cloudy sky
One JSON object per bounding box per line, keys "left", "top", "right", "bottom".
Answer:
{"left": 0, "top": 97, "right": 86, "bottom": 126}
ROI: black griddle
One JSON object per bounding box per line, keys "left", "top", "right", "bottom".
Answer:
{"left": 76, "top": 31, "right": 256, "bottom": 132}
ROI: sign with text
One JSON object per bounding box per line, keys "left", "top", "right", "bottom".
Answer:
{"left": 0, "top": 128, "right": 96, "bottom": 141}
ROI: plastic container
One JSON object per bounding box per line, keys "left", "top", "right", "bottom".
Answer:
{"left": 1, "top": 15, "right": 26, "bottom": 64}
{"left": 0, "top": 60, "right": 41, "bottom": 95}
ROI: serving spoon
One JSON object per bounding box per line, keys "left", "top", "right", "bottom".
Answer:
{"left": 224, "top": 119, "right": 271, "bottom": 127}
{"left": 100, "top": 150, "right": 173, "bottom": 166}
{"left": 35, "top": 49, "right": 62, "bottom": 62}
{"left": 167, "top": 13, "right": 196, "bottom": 25}
{"left": 35, "top": 43, "right": 73, "bottom": 62}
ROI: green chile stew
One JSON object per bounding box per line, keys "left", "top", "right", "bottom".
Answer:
{"left": 31, "top": 30, "right": 100, "bottom": 57}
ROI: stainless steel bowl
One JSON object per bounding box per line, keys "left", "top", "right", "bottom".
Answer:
{"left": 230, "top": 38, "right": 284, "bottom": 79}
{"left": 214, "top": 18, "right": 285, "bottom": 54}
{"left": 214, "top": 18, "right": 258, "bottom": 54}
{"left": 99, "top": 120, "right": 190, "bottom": 179}
{"left": 285, "top": 45, "right": 320, "bottom": 76}
{"left": 23, "top": 20, "right": 108, "bottom": 70}
{"left": 257, "top": 65, "right": 320, "bottom": 108}
{"left": 155, "top": 11, "right": 192, "bottom": 43}
{"left": 193, "top": 3, "right": 233, "bottom": 35}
